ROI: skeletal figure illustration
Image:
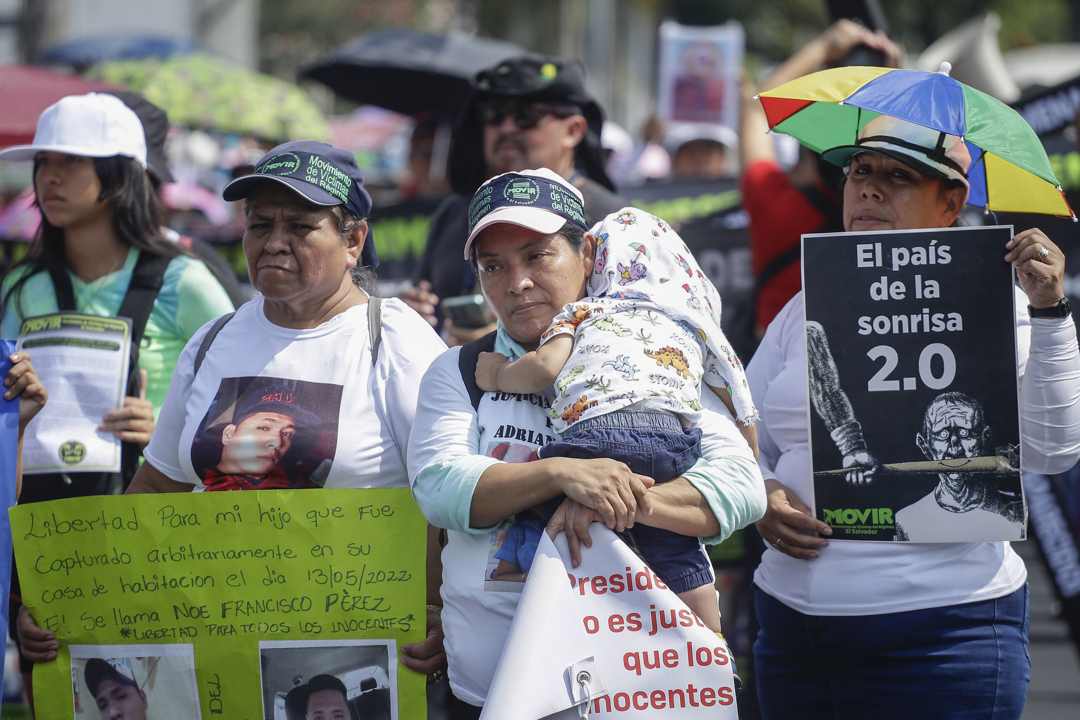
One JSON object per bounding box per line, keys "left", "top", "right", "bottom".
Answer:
{"left": 806, "top": 321, "right": 880, "bottom": 485}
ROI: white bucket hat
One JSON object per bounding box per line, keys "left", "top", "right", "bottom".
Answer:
{"left": 0, "top": 93, "right": 147, "bottom": 167}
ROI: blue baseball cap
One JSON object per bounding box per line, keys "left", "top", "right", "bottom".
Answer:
{"left": 223, "top": 140, "right": 378, "bottom": 268}
{"left": 234, "top": 384, "right": 321, "bottom": 428}
{"left": 464, "top": 168, "right": 588, "bottom": 259}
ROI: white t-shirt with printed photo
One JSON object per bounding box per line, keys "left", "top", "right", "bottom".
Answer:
{"left": 145, "top": 296, "right": 446, "bottom": 490}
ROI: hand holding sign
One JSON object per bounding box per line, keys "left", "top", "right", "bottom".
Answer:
{"left": 6, "top": 352, "right": 47, "bottom": 431}
{"left": 1006, "top": 228, "right": 1066, "bottom": 309}
{"left": 755, "top": 478, "right": 831, "bottom": 560}
{"left": 98, "top": 368, "right": 154, "bottom": 448}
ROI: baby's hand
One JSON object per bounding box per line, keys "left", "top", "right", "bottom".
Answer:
{"left": 476, "top": 352, "right": 509, "bottom": 392}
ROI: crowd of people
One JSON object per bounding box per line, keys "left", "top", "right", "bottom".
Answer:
{"left": 1, "top": 17, "right": 1079, "bottom": 720}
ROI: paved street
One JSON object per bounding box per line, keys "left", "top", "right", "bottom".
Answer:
{"left": 1017, "top": 540, "right": 1080, "bottom": 719}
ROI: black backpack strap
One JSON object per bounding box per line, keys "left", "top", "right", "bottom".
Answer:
{"left": 457, "top": 331, "right": 498, "bottom": 411}
{"left": 194, "top": 312, "right": 235, "bottom": 376}
{"left": 798, "top": 183, "right": 845, "bottom": 234}
{"left": 754, "top": 242, "right": 802, "bottom": 293}
{"left": 117, "top": 251, "right": 172, "bottom": 381}
{"left": 47, "top": 265, "right": 77, "bottom": 311}
{"left": 752, "top": 183, "right": 840, "bottom": 295}
{"left": 368, "top": 297, "right": 383, "bottom": 367}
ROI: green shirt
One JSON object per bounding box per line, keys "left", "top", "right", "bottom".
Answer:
{"left": 1, "top": 248, "right": 236, "bottom": 417}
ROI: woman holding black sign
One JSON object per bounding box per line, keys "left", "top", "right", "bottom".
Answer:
{"left": 748, "top": 115, "right": 1080, "bottom": 718}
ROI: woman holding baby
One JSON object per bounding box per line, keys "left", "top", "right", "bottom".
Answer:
{"left": 407, "top": 167, "right": 765, "bottom": 718}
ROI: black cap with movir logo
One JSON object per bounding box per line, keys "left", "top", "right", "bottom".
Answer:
{"left": 222, "top": 140, "right": 378, "bottom": 268}
{"left": 464, "top": 168, "right": 588, "bottom": 259}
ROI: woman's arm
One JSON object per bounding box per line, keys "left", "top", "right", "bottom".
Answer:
{"left": 409, "top": 349, "right": 653, "bottom": 534}
{"left": 470, "top": 455, "right": 652, "bottom": 531}
{"left": 745, "top": 295, "right": 832, "bottom": 560}
{"left": 1008, "top": 230, "right": 1080, "bottom": 473}
{"left": 126, "top": 460, "right": 193, "bottom": 494}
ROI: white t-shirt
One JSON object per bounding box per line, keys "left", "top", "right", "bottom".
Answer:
{"left": 409, "top": 331, "right": 764, "bottom": 706}
{"left": 748, "top": 290, "right": 1080, "bottom": 616}
{"left": 146, "top": 296, "right": 446, "bottom": 491}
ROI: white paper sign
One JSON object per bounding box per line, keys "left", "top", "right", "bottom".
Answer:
{"left": 18, "top": 313, "right": 131, "bottom": 474}
{"left": 482, "top": 528, "right": 737, "bottom": 719}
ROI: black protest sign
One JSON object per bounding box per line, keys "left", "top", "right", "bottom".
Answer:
{"left": 802, "top": 226, "right": 1024, "bottom": 542}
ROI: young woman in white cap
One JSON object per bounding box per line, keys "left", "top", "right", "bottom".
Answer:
{"left": 0, "top": 93, "right": 234, "bottom": 708}
{"left": 0, "top": 94, "right": 234, "bottom": 455}
{"left": 748, "top": 115, "right": 1080, "bottom": 718}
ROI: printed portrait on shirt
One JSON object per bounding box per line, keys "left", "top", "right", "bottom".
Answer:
{"left": 190, "top": 377, "right": 343, "bottom": 491}
{"left": 484, "top": 438, "right": 543, "bottom": 593}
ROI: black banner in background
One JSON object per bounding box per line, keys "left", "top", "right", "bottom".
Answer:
{"left": 995, "top": 132, "right": 1080, "bottom": 312}
{"left": 625, "top": 179, "right": 754, "bottom": 353}
{"left": 366, "top": 194, "right": 446, "bottom": 283}
{"left": 1026, "top": 471, "right": 1080, "bottom": 663}
{"left": 802, "top": 226, "right": 1023, "bottom": 542}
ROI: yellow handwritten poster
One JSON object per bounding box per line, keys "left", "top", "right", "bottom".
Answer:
{"left": 10, "top": 488, "right": 427, "bottom": 719}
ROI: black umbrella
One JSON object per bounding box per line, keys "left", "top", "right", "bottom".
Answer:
{"left": 301, "top": 28, "right": 524, "bottom": 117}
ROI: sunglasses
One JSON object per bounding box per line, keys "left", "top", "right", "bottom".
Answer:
{"left": 478, "top": 100, "right": 582, "bottom": 129}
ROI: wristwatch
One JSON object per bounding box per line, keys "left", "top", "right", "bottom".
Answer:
{"left": 1028, "top": 297, "right": 1072, "bottom": 319}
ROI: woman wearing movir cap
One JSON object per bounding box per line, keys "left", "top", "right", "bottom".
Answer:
{"left": 16, "top": 141, "right": 450, "bottom": 683}
{"left": 748, "top": 114, "right": 1080, "bottom": 717}
{"left": 408, "top": 168, "right": 765, "bottom": 716}
{"left": 0, "top": 93, "right": 234, "bottom": 706}
{"left": 467, "top": 169, "right": 761, "bottom": 632}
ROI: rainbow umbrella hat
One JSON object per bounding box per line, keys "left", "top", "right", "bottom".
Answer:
{"left": 758, "top": 64, "right": 1075, "bottom": 218}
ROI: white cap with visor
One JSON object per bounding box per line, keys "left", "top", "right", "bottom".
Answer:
{"left": 464, "top": 167, "right": 588, "bottom": 260}
{"left": 0, "top": 93, "right": 148, "bottom": 168}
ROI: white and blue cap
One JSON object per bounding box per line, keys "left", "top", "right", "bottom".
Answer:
{"left": 464, "top": 168, "right": 588, "bottom": 259}
{"left": 223, "top": 140, "right": 378, "bottom": 268}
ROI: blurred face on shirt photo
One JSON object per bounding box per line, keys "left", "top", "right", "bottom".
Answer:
{"left": 218, "top": 411, "right": 296, "bottom": 476}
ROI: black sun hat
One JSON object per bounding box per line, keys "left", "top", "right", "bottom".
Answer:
{"left": 448, "top": 54, "right": 613, "bottom": 196}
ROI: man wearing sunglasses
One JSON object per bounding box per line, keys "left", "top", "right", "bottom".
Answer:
{"left": 403, "top": 55, "right": 625, "bottom": 345}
